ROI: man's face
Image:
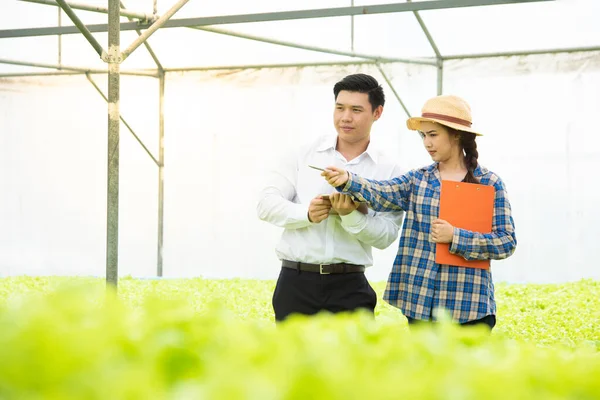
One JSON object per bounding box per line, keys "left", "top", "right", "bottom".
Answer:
{"left": 333, "top": 90, "right": 382, "bottom": 145}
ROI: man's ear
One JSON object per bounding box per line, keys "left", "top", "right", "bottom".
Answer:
{"left": 373, "top": 105, "right": 383, "bottom": 121}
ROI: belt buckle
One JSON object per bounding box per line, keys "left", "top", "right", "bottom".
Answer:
{"left": 319, "top": 264, "right": 330, "bottom": 275}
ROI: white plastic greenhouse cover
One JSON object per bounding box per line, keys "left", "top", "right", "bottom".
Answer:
{"left": 0, "top": 0, "right": 599, "bottom": 283}
{"left": 1, "top": 0, "right": 599, "bottom": 70}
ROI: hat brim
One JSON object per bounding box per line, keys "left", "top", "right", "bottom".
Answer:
{"left": 406, "top": 117, "right": 483, "bottom": 136}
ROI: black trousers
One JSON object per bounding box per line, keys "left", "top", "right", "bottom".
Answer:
{"left": 406, "top": 314, "right": 496, "bottom": 330}
{"left": 272, "top": 267, "right": 377, "bottom": 322}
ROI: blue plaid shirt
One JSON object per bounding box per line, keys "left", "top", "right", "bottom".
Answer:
{"left": 339, "top": 163, "right": 517, "bottom": 323}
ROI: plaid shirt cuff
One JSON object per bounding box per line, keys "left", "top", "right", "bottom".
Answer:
{"left": 449, "top": 227, "right": 473, "bottom": 257}
{"left": 339, "top": 171, "right": 355, "bottom": 193}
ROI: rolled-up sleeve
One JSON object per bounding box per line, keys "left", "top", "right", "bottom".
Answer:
{"left": 337, "top": 170, "right": 414, "bottom": 212}
{"left": 449, "top": 179, "right": 517, "bottom": 261}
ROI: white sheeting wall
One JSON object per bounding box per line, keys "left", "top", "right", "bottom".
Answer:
{"left": 0, "top": 53, "right": 599, "bottom": 283}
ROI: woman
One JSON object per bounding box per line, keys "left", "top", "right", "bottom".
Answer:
{"left": 321, "top": 95, "right": 516, "bottom": 329}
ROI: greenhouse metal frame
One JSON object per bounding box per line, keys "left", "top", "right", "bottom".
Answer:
{"left": 1, "top": 0, "right": 598, "bottom": 288}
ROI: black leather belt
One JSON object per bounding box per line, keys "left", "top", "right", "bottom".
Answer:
{"left": 282, "top": 260, "right": 365, "bottom": 274}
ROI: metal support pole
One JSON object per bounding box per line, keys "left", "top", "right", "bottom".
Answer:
{"left": 437, "top": 58, "right": 443, "bottom": 95}
{"left": 58, "top": 7, "right": 62, "bottom": 66}
{"left": 157, "top": 72, "right": 165, "bottom": 277}
{"left": 54, "top": 0, "right": 107, "bottom": 60}
{"left": 376, "top": 63, "right": 411, "bottom": 118}
{"left": 121, "top": 0, "right": 190, "bottom": 61}
{"left": 106, "top": 0, "right": 120, "bottom": 288}
{"left": 350, "top": 0, "right": 355, "bottom": 52}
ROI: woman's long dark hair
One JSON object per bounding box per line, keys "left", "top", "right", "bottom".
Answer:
{"left": 447, "top": 127, "right": 479, "bottom": 184}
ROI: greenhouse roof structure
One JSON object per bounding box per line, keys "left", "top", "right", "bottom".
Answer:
{"left": 1, "top": 0, "right": 599, "bottom": 287}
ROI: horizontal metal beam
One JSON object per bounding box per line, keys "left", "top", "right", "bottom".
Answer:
{"left": 193, "top": 27, "right": 436, "bottom": 66}
{"left": 18, "top": 0, "right": 155, "bottom": 22}
{"left": 162, "top": 60, "right": 380, "bottom": 72}
{"left": 0, "top": 70, "right": 158, "bottom": 77}
{"left": 0, "top": 0, "right": 553, "bottom": 39}
{"left": 442, "top": 45, "right": 600, "bottom": 60}
{"left": 0, "top": 57, "right": 103, "bottom": 72}
{"left": 0, "top": 57, "right": 158, "bottom": 76}
{"left": 0, "top": 71, "right": 83, "bottom": 78}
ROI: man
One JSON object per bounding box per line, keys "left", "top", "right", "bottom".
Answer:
{"left": 257, "top": 73, "right": 404, "bottom": 322}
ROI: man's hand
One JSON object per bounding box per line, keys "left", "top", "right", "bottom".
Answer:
{"left": 431, "top": 219, "right": 454, "bottom": 243}
{"left": 321, "top": 166, "right": 349, "bottom": 187}
{"left": 308, "top": 195, "right": 332, "bottom": 223}
{"left": 329, "top": 193, "right": 363, "bottom": 216}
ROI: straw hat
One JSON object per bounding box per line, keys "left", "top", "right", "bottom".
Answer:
{"left": 406, "top": 95, "right": 482, "bottom": 136}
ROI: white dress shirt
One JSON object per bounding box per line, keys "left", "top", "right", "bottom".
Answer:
{"left": 257, "top": 135, "right": 405, "bottom": 267}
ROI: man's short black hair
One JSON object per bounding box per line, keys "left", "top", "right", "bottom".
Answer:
{"left": 333, "top": 73, "right": 385, "bottom": 111}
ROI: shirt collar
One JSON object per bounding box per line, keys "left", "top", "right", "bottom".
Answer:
{"left": 316, "top": 135, "right": 337, "bottom": 152}
{"left": 427, "top": 163, "right": 487, "bottom": 177}
{"left": 317, "top": 135, "right": 380, "bottom": 164}
{"left": 363, "top": 145, "right": 380, "bottom": 164}
{"left": 474, "top": 164, "right": 487, "bottom": 176}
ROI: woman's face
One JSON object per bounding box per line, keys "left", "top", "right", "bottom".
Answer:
{"left": 418, "top": 121, "right": 460, "bottom": 163}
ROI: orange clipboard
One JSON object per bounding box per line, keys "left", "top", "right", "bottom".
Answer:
{"left": 435, "top": 180, "right": 495, "bottom": 269}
